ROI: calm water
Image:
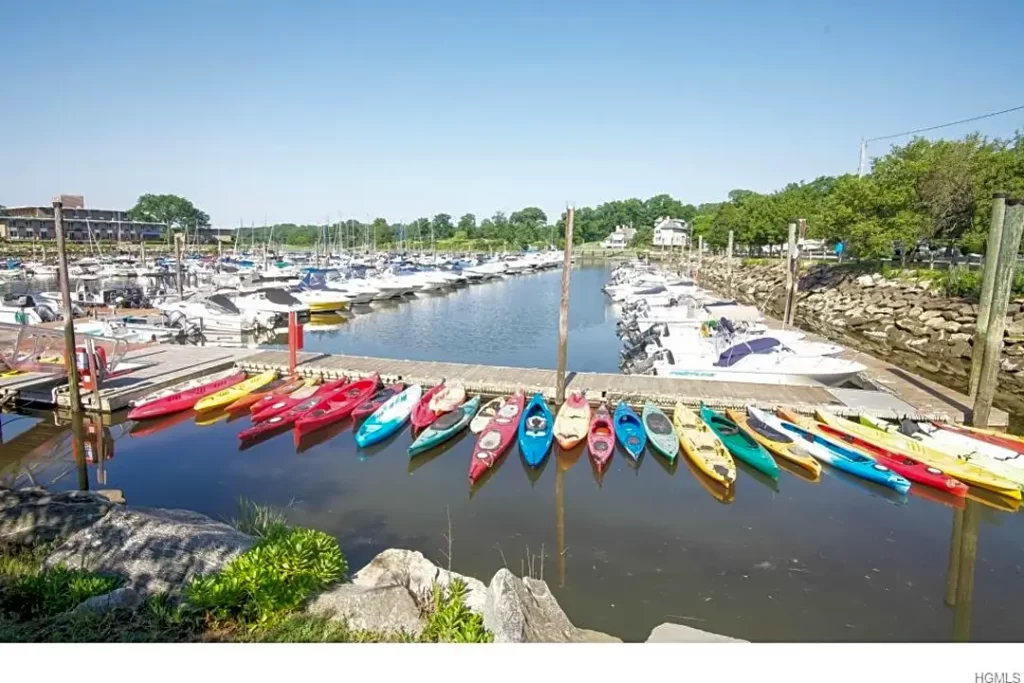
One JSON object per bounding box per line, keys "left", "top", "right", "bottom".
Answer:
{"left": 2, "top": 264, "right": 1023, "bottom": 642}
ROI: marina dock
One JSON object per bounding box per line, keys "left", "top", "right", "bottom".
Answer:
{"left": 0, "top": 342, "right": 1007, "bottom": 425}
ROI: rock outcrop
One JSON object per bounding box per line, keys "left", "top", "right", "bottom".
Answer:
{"left": 307, "top": 584, "right": 424, "bottom": 636}
{"left": 44, "top": 507, "right": 254, "bottom": 595}
{"left": 0, "top": 488, "right": 116, "bottom": 545}
{"left": 696, "top": 257, "right": 1024, "bottom": 413}
{"left": 645, "top": 622, "right": 747, "bottom": 643}
{"left": 351, "top": 548, "right": 487, "bottom": 613}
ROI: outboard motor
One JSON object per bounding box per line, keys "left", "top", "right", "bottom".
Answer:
{"left": 35, "top": 303, "right": 58, "bottom": 323}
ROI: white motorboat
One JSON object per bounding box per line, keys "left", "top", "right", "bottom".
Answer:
{"left": 157, "top": 294, "right": 270, "bottom": 334}
{"left": 0, "top": 293, "right": 51, "bottom": 325}
{"left": 646, "top": 340, "right": 865, "bottom": 386}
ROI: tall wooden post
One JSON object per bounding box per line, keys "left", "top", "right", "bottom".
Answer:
{"left": 726, "top": 230, "right": 734, "bottom": 298}
{"left": 971, "top": 199, "right": 1024, "bottom": 427}
{"left": 140, "top": 235, "right": 147, "bottom": 269}
{"left": 783, "top": 223, "right": 797, "bottom": 325}
{"left": 174, "top": 232, "right": 184, "bottom": 298}
{"left": 969, "top": 194, "right": 1008, "bottom": 398}
{"left": 697, "top": 235, "right": 704, "bottom": 282}
{"left": 555, "top": 206, "right": 574, "bottom": 404}
{"left": 54, "top": 199, "right": 82, "bottom": 413}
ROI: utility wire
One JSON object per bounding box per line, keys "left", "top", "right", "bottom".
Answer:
{"left": 866, "top": 104, "right": 1024, "bottom": 143}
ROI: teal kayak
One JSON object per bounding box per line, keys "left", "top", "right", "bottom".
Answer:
{"left": 642, "top": 402, "right": 678, "bottom": 462}
{"left": 409, "top": 396, "right": 480, "bottom": 457}
{"left": 614, "top": 401, "right": 646, "bottom": 460}
{"left": 699, "top": 405, "right": 779, "bottom": 479}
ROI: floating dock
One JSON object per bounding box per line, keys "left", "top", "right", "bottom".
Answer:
{"left": 0, "top": 344, "right": 1008, "bottom": 426}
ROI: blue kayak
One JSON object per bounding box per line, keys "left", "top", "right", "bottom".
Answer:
{"left": 355, "top": 384, "right": 422, "bottom": 448}
{"left": 518, "top": 393, "right": 554, "bottom": 467}
{"left": 614, "top": 401, "right": 646, "bottom": 460}
{"left": 773, "top": 419, "right": 912, "bottom": 494}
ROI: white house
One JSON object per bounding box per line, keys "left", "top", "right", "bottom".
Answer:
{"left": 652, "top": 217, "right": 690, "bottom": 247}
{"left": 601, "top": 224, "right": 636, "bottom": 249}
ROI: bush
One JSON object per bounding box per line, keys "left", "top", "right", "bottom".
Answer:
{"left": 419, "top": 578, "right": 492, "bottom": 643}
{"left": 0, "top": 566, "right": 123, "bottom": 620}
{"left": 185, "top": 527, "right": 347, "bottom": 627}
{"left": 942, "top": 267, "right": 982, "bottom": 297}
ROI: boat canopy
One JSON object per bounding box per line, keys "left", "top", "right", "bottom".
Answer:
{"left": 206, "top": 294, "right": 242, "bottom": 315}
{"left": 715, "top": 337, "right": 781, "bottom": 367}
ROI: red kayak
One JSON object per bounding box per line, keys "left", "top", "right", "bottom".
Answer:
{"left": 933, "top": 422, "right": 1024, "bottom": 455}
{"left": 128, "top": 371, "right": 246, "bottom": 420}
{"left": 351, "top": 383, "right": 405, "bottom": 421}
{"left": 817, "top": 424, "right": 969, "bottom": 496}
{"left": 411, "top": 382, "right": 446, "bottom": 431}
{"left": 227, "top": 376, "right": 305, "bottom": 412}
{"left": 239, "top": 378, "right": 352, "bottom": 442}
{"left": 250, "top": 378, "right": 318, "bottom": 415}
{"left": 251, "top": 378, "right": 347, "bottom": 423}
{"left": 587, "top": 403, "right": 616, "bottom": 472}
{"left": 294, "top": 375, "right": 380, "bottom": 437}
{"left": 469, "top": 390, "right": 525, "bottom": 484}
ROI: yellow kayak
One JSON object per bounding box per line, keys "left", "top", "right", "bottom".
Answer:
{"left": 194, "top": 371, "right": 278, "bottom": 413}
{"left": 815, "top": 410, "right": 1023, "bottom": 500}
{"left": 673, "top": 402, "right": 736, "bottom": 487}
{"left": 952, "top": 422, "right": 1024, "bottom": 447}
{"left": 726, "top": 408, "right": 822, "bottom": 479}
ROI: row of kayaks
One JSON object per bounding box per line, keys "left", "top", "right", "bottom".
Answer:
{"left": 125, "top": 368, "right": 1024, "bottom": 503}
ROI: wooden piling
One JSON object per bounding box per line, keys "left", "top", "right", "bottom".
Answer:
{"left": 53, "top": 199, "right": 82, "bottom": 413}
{"left": 697, "top": 235, "right": 704, "bottom": 281}
{"left": 726, "top": 230, "right": 734, "bottom": 297}
{"left": 783, "top": 223, "right": 797, "bottom": 325}
{"left": 971, "top": 199, "right": 1024, "bottom": 427}
{"left": 969, "top": 194, "right": 1008, "bottom": 399}
{"left": 555, "top": 207, "right": 574, "bottom": 404}
{"left": 175, "top": 232, "right": 185, "bottom": 299}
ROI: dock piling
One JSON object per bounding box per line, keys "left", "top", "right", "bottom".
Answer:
{"left": 555, "top": 206, "right": 574, "bottom": 404}
{"left": 971, "top": 197, "right": 1024, "bottom": 427}
{"left": 726, "top": 230, "right": 734, "bottom": 297}
{"left": 53, "top": 199, "right": 82, "bottom": 413}
{"left": 969, "top": 193, "right": 1008, "bottom": 399}
{"left": 174, "top": 232, "right": 185, "bottom": 299}
{"left": 783, "top": 222, "right": 797, "bottom": 326}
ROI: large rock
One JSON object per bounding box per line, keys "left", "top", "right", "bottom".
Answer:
{"left": 0, "top": 488, "right": 113, "bottom": 545}
{"left": 44, "top": 507, "right": 254, "bottom": 595}
{"left": 645, "top": 622, "right": 747, "bottom": 643}
{"left": 307, "top": 584, "right": 423, "bottom": 636}
{"left": 73, "top": 586, "right": 145, "bottom": 615}
{"left": 481, "top": 568, "right": 621, "bottom": 643}
{"left": 352, "top": 548, "right": 486, "bottom": 613}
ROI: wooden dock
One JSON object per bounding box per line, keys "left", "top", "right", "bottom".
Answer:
{"left": 236, "top": 349, "right": 979, "bottom": 422}
{"left": 43, "top": 346, "right": 257, "bottom": 413}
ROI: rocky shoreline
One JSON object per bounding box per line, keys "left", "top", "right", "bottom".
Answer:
{"left": 696, "top": 257, "right": 1024, "bottom": 416}
{"left": 0, "top": 487, "right": 744, "bottom": 643}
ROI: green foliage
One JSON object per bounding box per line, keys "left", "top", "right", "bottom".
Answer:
{"left": 231, "top": 498, "right": 288, "bottom": 540}
{"left": 0, "top": 543, "right": 53, "bottom": 579}
{"left": 419, "top": 578, "right": 493, "bottom": 643}
{"left": 940, "top": 267, "right": 982, "bottom": 297}
{"left": 0, "top": 566, "right": 122, "bottom": 620}
{"left": 185, "top": 527, "right": 346, "bottom": 627}
{"left": 128, "top": 193, "right": 210, "bottom": 232}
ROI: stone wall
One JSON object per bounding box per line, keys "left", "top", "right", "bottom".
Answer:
{"left": 695, "top": 257, "right": 1024, "bottom": 415}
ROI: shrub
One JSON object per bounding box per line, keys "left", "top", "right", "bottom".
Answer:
{"left": 942, "top": 267, "right": 982, "bottom": 298}
{"left": 0, "top": 566, "right": 122, "bottom": 620}
{"left": 419, "top": 578, "right": 492, "bottom": 643}
{"left": 231, "top": 498, "right": 288, "bottom": 540}
{"left": 185, "top": 527, "right": 347, "bottom": 627}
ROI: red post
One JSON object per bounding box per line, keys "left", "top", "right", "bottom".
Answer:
{"left": 288, "top": 311, "right": 304, "bottom": 375}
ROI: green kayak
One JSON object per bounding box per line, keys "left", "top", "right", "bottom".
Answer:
{"left": 409, "top": 396, "right": 481, "bottom": 457}
{"left": 642, "top": 402, "right": 679, "bottom": 462}
{"left": 699, "top": 405, "right": 779, "bottom": 479}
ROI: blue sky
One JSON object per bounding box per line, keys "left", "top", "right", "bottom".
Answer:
{"left": 3, "top": 0, "right": 1022, "bottom": 227}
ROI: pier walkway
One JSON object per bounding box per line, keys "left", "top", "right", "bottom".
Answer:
{"left": 0, "top": 344, "right": 1007, "bottom": 426}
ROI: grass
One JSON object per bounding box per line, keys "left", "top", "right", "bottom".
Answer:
{"left": 0, "top": 500, "right": 494, "bottom": 643}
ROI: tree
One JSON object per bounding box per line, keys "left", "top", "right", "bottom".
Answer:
{"left": 431, "top": 213, "right": 453, "bottom": 240}
{"left": 457, "top": 213, "right": 476, "bottom": 239}
{"left": 510, "top": 207, "right": 547, "bottom": 227}
{"left": 371, "top": 217, "right": 392, "bottom": 245}
{"left": 128, "top": 194, "right": 210, "bottom": 232}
